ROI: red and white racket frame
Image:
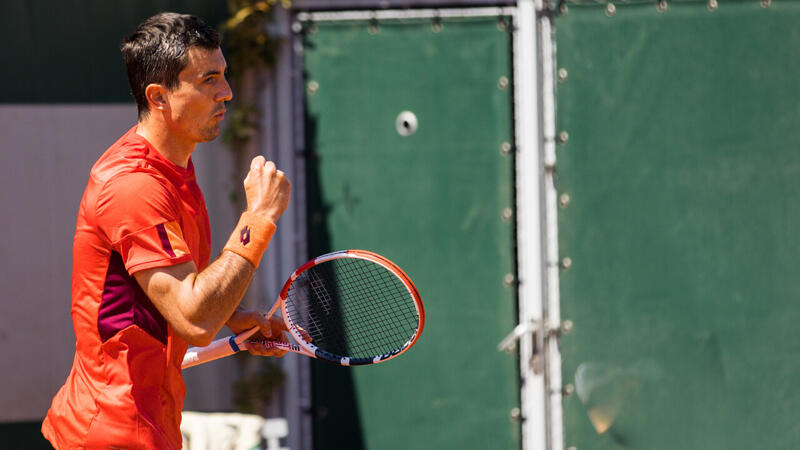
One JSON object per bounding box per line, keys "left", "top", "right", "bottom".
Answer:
{"left": 182, "top": 250, "right": 424, "bottom": 369}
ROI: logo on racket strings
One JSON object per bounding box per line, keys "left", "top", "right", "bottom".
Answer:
{"left": 240, "top": 226, "right": 251, "bottom": 246}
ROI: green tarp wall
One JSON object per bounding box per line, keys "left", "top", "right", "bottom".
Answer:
{"left": 302, "top": 16, "right": 520, "bottom": 450}
{"left": 555, "top": 2, "right": 800, "bottom": 448}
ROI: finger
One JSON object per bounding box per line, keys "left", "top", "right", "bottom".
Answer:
{"left": 244, "top": 340, "right": 288, "bottom": 358}
{"left": 233, "top": 311, "right": 273, "bottom": 339}
{"left": 294, "top": 324, "right": 312, "bottom": 342}
{"left": 251, "top": 155, "right": 266, "bottom": 170}
{"left": 254, "top": 313, "right": 273, "bottom": 338}
{"left": 264, "top": 160, "right": 276, "bottom": 173}
{"left": 245, "top": 157, "right": 265, "bottom": 187}
{"left": 271, "top": 316, "right": 288, "bottom": 333}
{"left": 267, "top": 336, "right": 290, "bottom": 357}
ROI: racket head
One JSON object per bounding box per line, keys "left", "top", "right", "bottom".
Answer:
{"left": 277, "top": 250, "right": 424, "bottom": 366}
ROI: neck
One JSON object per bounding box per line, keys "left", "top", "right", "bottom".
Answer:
{"left": 135, "top": 118, "right": 195, "bottom": 168}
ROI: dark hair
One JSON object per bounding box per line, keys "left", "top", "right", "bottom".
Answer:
{"left": 121, "top": 12, "right": 221, "bottom": 119}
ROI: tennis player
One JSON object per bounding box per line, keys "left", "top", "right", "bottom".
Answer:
{"left": 42, "top": 12, "right": 289, "bottom": 449}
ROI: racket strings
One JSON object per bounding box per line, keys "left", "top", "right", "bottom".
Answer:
{"left": 338, "top": 267, "right": 415, "bottom": 346}
{"left": 297, "top": 260, "right": 415, "bottom": 355}
{"left": 326, "top": 259, "right": 418, "bottom": 352}
{"left": 285, "top": 257, "right": 419, "bottom": 359}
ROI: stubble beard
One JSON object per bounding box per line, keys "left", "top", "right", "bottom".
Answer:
{"left": 198, "top": 123, "right": 221, "bottom": 143}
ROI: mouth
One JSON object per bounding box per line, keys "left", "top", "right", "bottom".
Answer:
{"left": 213, "top": 109, "right": 226, "bottom": 120}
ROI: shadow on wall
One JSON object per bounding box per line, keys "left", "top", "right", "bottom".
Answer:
{"left": 304, "top": 90, "right": 366, "bottom": 450}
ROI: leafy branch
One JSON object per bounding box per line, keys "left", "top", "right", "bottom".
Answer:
{"left": 220, "top": 0, "right": 289, "bottom": 174}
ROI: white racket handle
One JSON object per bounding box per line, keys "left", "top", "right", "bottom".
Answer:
{"left": 182, "top": 326, "right": 259, "bottom": 369}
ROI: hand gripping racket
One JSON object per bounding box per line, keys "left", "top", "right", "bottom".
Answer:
{"left": 182, "top": 250, "right": 424, "bottom": 368}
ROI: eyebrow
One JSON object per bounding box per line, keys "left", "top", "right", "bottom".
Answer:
{"left": 201, "top": 69, "right": 223, "bottom": 78}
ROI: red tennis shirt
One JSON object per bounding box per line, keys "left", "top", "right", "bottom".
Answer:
{"left": 42, "top": 126, "right": 211, "bottom": 449}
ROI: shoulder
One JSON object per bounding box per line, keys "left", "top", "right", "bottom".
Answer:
{"left": 91, "top": 130, "right": 175, "bottom": 207}
{"left": 90, "top": 127, "right": 155, "bottom": 184}
{"left": 96, "top": 170, "right": 180, "bottom": 230}
{"left": 102, "top": 170, "right": 169, "bottom": 194}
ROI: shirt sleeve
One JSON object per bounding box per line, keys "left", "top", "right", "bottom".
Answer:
{"left": 96, "top": 171, "right": 194, "bottom": 274}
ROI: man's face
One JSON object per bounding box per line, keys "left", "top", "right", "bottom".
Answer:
{"left": 166, "top": 47, "right": 232, "bottom": 143}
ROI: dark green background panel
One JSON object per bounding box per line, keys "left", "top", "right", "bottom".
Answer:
{"left": 1, "top": 1, "right": 227, "bottom": 103}
{"left": 0, "top": 421, "right": 52, "bottom": 449}
{"left": 303, "top": 17, "right": 519, "bottom": 450}
{"left": 555, "top": 2, "right": 800, "bottom": 449}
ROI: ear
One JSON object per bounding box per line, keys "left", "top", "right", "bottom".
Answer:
{"left": 144, "top": 84, "right": 169, "bottom": 112}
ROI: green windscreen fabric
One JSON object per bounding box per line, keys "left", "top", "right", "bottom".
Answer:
{"left": 555, "top": 2, "right": 800, "bottom": 448}
{"left": 303, "top": 16, "right": 519, "bottom": 450}
{"left": 1, "top": 1, "right": 227, "bottom": 103}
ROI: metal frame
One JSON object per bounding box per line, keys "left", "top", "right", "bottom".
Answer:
{"left": 538, "top": 3, "right": 565, "bottom": 449}
{"left": 297, "top": 6, "right": 516, "bottom": 21}
{"left": 511, "top": 3, "right": 547, "bottom": 450}
{"left": 510, "top": 1, "right": 564, "bottom": 449}
{"left": 512, "top": 3, "right": 564, "bottom": 447}
{"left": 293, "top": 0, "right": 514, "bottom": 10}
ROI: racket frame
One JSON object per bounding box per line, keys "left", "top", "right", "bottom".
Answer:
{"left": 279, "top": 250, "right": 424, "bottom": 366}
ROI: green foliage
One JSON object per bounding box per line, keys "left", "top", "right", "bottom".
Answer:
{"left": 221, "top": 0, "right": 286, "bottom": 80}
{"left": 221, "top": 103, "right": 261, "bottom": 148}
{"left": 219, "top": 0, "right": 290, "bottom": 159}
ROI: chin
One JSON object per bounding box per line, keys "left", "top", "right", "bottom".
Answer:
{"left": 198, "top": 127, "right": 221, "bottom": 143}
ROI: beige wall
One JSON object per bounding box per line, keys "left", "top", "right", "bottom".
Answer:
{"left": 0, "top": 104, "right": 241, "bottom": 421}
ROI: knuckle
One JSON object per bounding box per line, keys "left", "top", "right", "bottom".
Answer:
{"left": 251, "top": 156, "right": 266, "bottom": 169}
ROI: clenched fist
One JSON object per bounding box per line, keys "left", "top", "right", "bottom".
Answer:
{"left": 243, "top": 156, "right": 291, "bottom": 224}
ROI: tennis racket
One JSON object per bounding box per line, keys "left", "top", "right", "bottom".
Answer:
{"left": 182, "top": 250, "right": 424, "bottom": 368}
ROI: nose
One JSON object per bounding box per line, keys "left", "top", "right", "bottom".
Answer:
{"left": 218, "top": 76, "right": 233, "bottom": 102}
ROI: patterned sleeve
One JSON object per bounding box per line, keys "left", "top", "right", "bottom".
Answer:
{"left": 96, "top": 171, "right": 194, "bottom": 274}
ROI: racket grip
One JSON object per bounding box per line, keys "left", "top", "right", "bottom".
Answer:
{"left": 182, "top": 326, "right": 259, "bottom": 369}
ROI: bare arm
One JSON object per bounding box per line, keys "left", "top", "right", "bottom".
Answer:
{"left": 134, "top": 251, "right": 254, "bottom": 346}
{"left": 133, "top": 156, "right": 290, "bottom": 347}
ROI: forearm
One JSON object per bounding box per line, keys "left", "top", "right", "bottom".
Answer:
{"left": 134, "top": 245, "right": 261, "bottom": 346}
{"left": 181, "top": 250, "right": 255, "bottom": 342}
